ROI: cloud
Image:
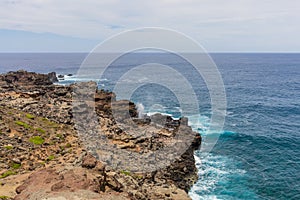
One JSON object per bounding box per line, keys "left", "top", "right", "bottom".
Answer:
{"left": 0, "top": 0, "right": 299, "bottom": 51}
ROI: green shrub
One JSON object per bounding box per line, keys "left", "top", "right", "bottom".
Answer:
{"left": 29, "top": 136, "right": 44, "bottom": 145}
{"left": 4, "top": 146, "right": 13, "bottom": 150}
{"left": 11, "top": 163, "right": 21, "bottom": 169}
{"left": 36, "top": 127, "right": 46, "bottom": 134}
{"left": 47, "top": 155, "right": 55, "bottom": 161}
{"left": 0, "top": 170, "right": 16, "bottom": 179}
{"left": 120, "top": 170, "right": 131, "bottom": 176}
{"left": 15, "top": 121, "right": 31, "bottom": 129}
{"left": 0, "top": 196, "right": 10, "bottom": 200}
{"left": 25, "top": 113, "right": 35, "bottom": 120}
{"left": 39, "top": 161, "right": 46, "bottom": 166}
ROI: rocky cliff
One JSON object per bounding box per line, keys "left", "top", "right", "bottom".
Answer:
{"left": 0, "top": 71, "right": 201, "bottom": 200}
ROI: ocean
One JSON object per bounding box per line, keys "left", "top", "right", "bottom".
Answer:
{"left": 0, "top": 53, "right": 299, "bottom": 199}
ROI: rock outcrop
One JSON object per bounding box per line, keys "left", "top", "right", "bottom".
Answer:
{"left": 0, "top": 70, "right": 58, "bottom": 86}
{"left": 0, "top": 71, "right": 201, "bottom": 200}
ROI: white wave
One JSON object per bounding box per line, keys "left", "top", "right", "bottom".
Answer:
{"left": 189, "top": 151, "right": 247, "bottom": 200}
{"left": 136, "top": 103, "right": 145, "bottom": 119}
{"left": 147, "top": 111, "right": 168, "bottom": 116}
{"left": 58, "top": 74, "right": 108, "bottom": 81}
{"left": 187, "top": 114, "right": 210, "bottom": 133}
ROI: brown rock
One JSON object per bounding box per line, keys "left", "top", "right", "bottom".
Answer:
{"left": 14, "top": 167, "right": 109, "bottom": 199}
{"left": 82, "top": 153, "right": 97, "bottom": 169}
{"left": 0, "top": 71, "right": 202, "bottom": 200}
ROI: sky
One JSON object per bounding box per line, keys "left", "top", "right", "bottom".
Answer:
{"left": 0, "top": 0, "right": 299, "bottom": 52}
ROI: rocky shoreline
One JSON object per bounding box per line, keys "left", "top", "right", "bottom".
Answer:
{"left": 0, "top": 70, "right": 201, "bottom": 200}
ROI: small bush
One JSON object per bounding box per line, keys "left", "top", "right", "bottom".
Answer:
{"left": 120, "top": 170, "right": 131, "bottom": 176}
{"left": 47, "top": 155, "right": 55, "bottom": 161}
{"left": 15, "top": 121, "right": 31, "bottom": 129}
{"left": 4, "top": 146, "right": 13, "bottom": 150}
{"left": 25, "top": 113, "right": 35, "bottom": 120}
{"left": 0, "top": 170, "right": 16, "bottom": 179}
{"left": 11, "top": 163, "right": 21, "bottom": 169}
{"left": 0, "top": 196, "right": 10, "bottom": 200}
{"left": 29, "top": 136, "right": 44, "bottom": 145}
{"left": 36, "top": 127, "right": 46, "bottom": 134}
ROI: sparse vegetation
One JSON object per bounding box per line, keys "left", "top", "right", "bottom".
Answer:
{"left": 42, "top": 118, "right": 60, "bottom": 128}
{"left": 120, "top": 170, "right": 131, "bottom": 176}
{"left": 25, "top": 113, "right": 35, "bottom": 120}
{"left": 65, "top": 143, "right": 72, "bottom": 148}
{"left": 56, "top": 134, "right": 64, "bottom": 140}
{"left": 0, "top": 196, "right": 10, "bottom": 200}
{"left": 47, "top": 155, "right": 55, "bottom": 161}
{"left": 11, "top": 163, "right": 21, "bottom": 169}
{"left": 29, "top": 136, "right": 44, "bottom": 145}
{"left": 15, "top": 121, "right": 31, "bottom": 129}
{"left": 36, "top": 127, "right": 46, "bottom": 134}
{"left": 4, "top": 145, "right": 13, "bottom": 150}
{"left": 0, "top": 170, "right": 16, "bottom": 179}
{"left": 134, "top": 174, "right": 144, "bottom": 179}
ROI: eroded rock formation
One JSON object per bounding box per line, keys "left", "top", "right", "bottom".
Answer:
{"left": 0, "top": 71, "right": 201, "bottom": 200}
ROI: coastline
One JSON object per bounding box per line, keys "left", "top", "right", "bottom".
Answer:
{"left": 0, "top": 70, "right": 201, "bottom": 200}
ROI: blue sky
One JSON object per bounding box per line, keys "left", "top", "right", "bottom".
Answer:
{"left": 0, "top": 0, "right": 299, "bottom": 52}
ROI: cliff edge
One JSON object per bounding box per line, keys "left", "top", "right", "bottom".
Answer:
{"left": 0, "top": 71, "right": 201, "bottom": 200}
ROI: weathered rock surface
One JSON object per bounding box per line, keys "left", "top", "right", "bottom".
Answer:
{"left": 0, "top": 70, "right": 58, "bottom": 87}
{"left": 0, "top": 71, "right": 201, "bottom": 200}
{"left": 14, "top": 167, "right": 130, "bottom": 200}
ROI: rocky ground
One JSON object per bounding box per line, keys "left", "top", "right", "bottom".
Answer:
{"left": 0, "top": 70, "right": 201, "bottom": 200}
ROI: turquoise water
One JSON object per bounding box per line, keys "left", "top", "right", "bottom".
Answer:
{"left": 0, "top": 53, "right": 299, "bottom": 199}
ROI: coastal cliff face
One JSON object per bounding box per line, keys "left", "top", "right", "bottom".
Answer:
{"left": 0, "top": 71, "right": 201, "bottom": 200}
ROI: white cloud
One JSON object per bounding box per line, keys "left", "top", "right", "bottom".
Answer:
{"left": 0, "top": 0, "right": 299, "bottom": 51}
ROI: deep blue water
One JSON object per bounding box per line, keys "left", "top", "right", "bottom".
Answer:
{"left": 0, "top": 53, "right": 299, "bottom": 199}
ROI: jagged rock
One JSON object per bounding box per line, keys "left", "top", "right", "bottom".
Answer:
{"left": 14, "top": 167, "right": 129, "bottom": 200}
{"left": 82, "top": 153, "right": 97, "bottom": 169}
{"left": 0, "top": 70, "right": 58, "bottom": 86}
{"left": 48, "top": 72, "right": 59, "bottom": 83}
{"left": 0, "top": 71, "right": 201, "bottom": 200}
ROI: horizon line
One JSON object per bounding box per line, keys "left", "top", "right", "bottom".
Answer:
{"left": 0, "top": 51, "right": 300, "bottom": 54}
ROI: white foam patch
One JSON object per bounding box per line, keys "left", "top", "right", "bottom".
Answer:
{"left": 187, "top": 114, "right": 210, "bottom": 133}
{"left": 146, "top": 111, "right": 172, "bottom": 117}
{"left": 136, "top": 103, "right": 145, "bottom": 118}
{"left": 189, "top": 151, "right": 247, "bottom": 200}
